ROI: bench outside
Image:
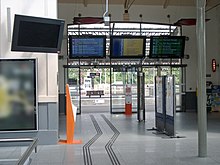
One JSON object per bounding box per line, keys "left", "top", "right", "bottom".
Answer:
{"left": 86, "top": 90, "right": 104, "bottom": 97}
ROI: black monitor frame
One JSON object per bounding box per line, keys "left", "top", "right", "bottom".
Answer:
{"left": 110, "top": 35, "right": 146, "bottom": 59}
{"left": 68, "top": 35, "right": 107, "bottom": 59}
{"left": 11, "top": 14, "right": 65, "bottom": 53}
{"left": 0, "top": 58, "right": 37, "bottom": 132}
{"left": 149, "top": 36, "right": 185, "bottom": 59}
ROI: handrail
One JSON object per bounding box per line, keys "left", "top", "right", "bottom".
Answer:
{"left": 0, "top": 138, "right": 36, "bottom": 143}
{"left": 17, "top": 138, "right": 38, "bottom": 165}
{"left": 0, "top": 138, "right": 38, "bottom": 165}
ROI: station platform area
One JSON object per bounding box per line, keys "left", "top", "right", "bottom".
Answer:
{"left": 21, "top": 111, "right": 220, "bottom": 164}
{"left": 1, "top": 111, "right": 220, "bottom": 164}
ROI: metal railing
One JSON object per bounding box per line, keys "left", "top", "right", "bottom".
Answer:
{"left": 0, "top": 138, "right": 38, "bottom": 165}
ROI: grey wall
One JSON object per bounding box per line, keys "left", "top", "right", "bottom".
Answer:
{"left": 0, "top": 103, "right": 58, "bottom": 145}
{"left": 59, "top": 94, "right": 66, "bottom": 115}
{"left": 184, "top": 92, "right": 197, "bottom": 111}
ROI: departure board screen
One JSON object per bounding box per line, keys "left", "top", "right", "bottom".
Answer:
{"left": 149, "top": 36, "right": 185, "bottom": 58}
{"left": 110, "top": 36, "right": 146, "bottom": 58}
{"left": 69, "top": 35, "right": 106, "bottom": 58}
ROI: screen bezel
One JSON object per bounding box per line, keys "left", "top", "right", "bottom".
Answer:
{"left": 0, "top": 58, "right": 38, "bottom": 132}
{"left": 11, "top": 14, "right": 65, "bottom": 53}
{"left": 149, "top": 36, "right": 185, "bottom": 59}
{"left": 110, "top": 35, "right": 146, "bottom": 59}
{"left": 68, "top": 35, "right": 107, "bottom": 59}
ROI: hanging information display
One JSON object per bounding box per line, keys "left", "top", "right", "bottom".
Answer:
{"left": 69, "top": 35, "right": 106, "bottom": 58}
{"left": 149, "top": 36, "right": 185, "bottom": 58}
{"left": 110, "top": 36, "right": 146, "bottom": 58}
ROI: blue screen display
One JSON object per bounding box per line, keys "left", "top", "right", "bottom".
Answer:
{"left": 69, "top": 37, "right": 106, "bottom": 58}
{"left": 111, "top": 39, "right": 123, "bottom": 57}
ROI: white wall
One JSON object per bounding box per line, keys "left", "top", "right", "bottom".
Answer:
{"left": 0, "top": 0, "right": 59, "bottom": 102}
{"left": 179, "top": 6, "right": 220, "bottom": 91}
{"left": 58, "top": 3, "right": 220, "bottom": 92}
{"left": 182, "top": 26, "right": 197, "bottom": 91}
{"left": 58, "top": 3, "right": 196, "bottom": 23}
{"left": 216, "top": 6, "right": 220, "bottom": 85}
{"left": 206, "top": 6, "right": 220, "bottom": 85}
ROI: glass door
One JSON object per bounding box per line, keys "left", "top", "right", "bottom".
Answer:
{"left": 160, "top": 67, "right": 184, "bottom": 112}
{"left": 110, "top": 66, "right": 138, "bottom": 113}
{"left": 67, "top": 66, "right": 111, "bottom": 114}
{"left": 80, "top": 67, "right": 110, "bottom": 113}
{"left": 143, "top": 68, "right": 157, "bottom": 112}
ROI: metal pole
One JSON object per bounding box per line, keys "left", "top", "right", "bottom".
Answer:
{"left": 103, "top": 0, "right": 109, "bottom": 17}
{"left": 196, "top": 0, "right": 207, "bottom": 157}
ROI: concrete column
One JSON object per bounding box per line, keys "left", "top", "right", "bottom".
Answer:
{"left": 196, "top": 0, "right": 207, "bottom": 157}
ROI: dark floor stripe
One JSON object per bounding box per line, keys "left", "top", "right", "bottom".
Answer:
{"left": 83, "top": 115, "right": 103, "bottom": 165}
{"left": 101, "top": 114, "right": 121, "bottom": 165}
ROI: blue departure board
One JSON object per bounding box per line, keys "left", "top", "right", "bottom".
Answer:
{"left": 69, "top": 35, "right": 106, "bottom": 58}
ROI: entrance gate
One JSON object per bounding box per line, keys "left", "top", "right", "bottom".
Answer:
{"left": 110, "top": 66, "right": 139, "bottom": 114}
{"left": 64, "top": 65, "right": 186, "bottom": 114}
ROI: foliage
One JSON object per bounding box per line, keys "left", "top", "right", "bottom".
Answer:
{"left": 67, "top": 67, "right": 181, "bottom": 86}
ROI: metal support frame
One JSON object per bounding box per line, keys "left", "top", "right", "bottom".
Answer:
{"left": 66, "top": 21, "right": 187, "bottom": 115}
{"left": 83, "top": 0, "right": 87, "bottom": 7}
{"left": 163, "top": 0, "right": 169, "bottom": 9}
{"left": 103, "top": 0, "right": 109, "bottom": 17}
{"left": 0, "top": 138, "right": 38, "bottom": 165}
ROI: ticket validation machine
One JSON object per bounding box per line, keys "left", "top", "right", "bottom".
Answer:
{"left": 125, "top": 84, "right": 132, "bottom": 115}
{"left": 137, "top": 72, "right": 145, "bottom": 121}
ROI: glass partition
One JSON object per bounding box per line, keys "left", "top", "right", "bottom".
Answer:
{"left": 110, "top": 66, "right": 138, "bottom": 113}
{"left": 160, "top": 67, "right": 184, "bottom": 112}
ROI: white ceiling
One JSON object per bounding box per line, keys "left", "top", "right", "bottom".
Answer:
{"left": 58, "top": 0, "right": 220, "bottom": 9}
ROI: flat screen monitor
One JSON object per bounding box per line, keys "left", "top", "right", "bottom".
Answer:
{"left": 149, "top": 36, "right": 185, "bottom": 58}
{"left": 110, "top": 36, "right": 146, "bottom": 58}
{"left": 0, "top": 59, "right": 37, "bottom": 131}
{"left": 69, "top": 35, "right": 106, "bottom": 58}
{"left": 11, "top": 14, "right": 65, "bottom": 53}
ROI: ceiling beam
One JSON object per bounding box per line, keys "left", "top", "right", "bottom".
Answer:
{"left": 206, "top": 0, "right": 210, "bottom": 5}
{"left": 124, "top": 0, "right": 136, "bottom": 10}
{"left": 163, "top": 0, "right": 169, "bottom": 8}
{"left": 128, "top": 0, "right": 135, "bottom": 10}
{"left": 124, "top": 0, "right": 129, "bottom": 9}
{"left": 83, "top": 0, "right": 88, "bottom": 7}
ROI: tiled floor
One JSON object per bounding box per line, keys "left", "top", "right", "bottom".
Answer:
{"left": 2, "top": 111, "right": 220, "bottom": 165}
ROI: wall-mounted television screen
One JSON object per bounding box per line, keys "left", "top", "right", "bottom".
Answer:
{"left": 69, "top": 35, "right": 106, "bottom": 58}
{"left": 0, "top": 59, "right": 37, "bottom": 132}
{"left": 149, "top": 36, "right": 185, "bottom": 58}
{"left": 110, "top": 36, "right": 146, "bottom": 58}
{"left": 11, "top": 14, "right": 65, "bottom": 53}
